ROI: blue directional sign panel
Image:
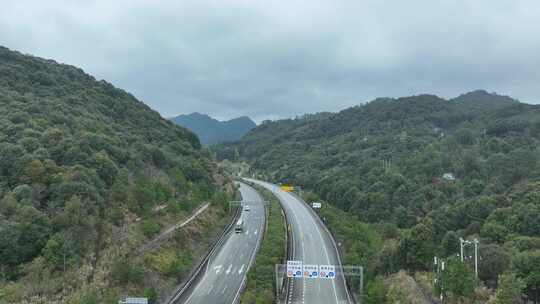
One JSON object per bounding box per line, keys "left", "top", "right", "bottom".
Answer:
{"left": 286, "top": 260, "right": 303, "bottom": 278}
{"left": 302, "top": 264, "right": 319, "bottom": 278}
{"left": 319, "top": 265, "right": 336, "bottom": 279}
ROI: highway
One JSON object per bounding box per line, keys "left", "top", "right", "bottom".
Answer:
{"left": 177, "top": 182, "right": 265, "bottom": 304}
{"left": 245, "top": 179, "right": 350, "bottom": 304}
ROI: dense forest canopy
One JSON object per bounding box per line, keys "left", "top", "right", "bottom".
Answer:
{"left": 0, "top": 46, "right": 226, "bottom": 301}
{"left": 216, "top": 90, "right": 540, "bottom": 301}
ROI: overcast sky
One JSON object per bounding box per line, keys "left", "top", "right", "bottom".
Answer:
{"left": 1, "top": 1, "right": 539, "bottom": 122}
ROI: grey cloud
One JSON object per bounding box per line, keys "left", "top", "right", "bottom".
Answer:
{"left": 1, "top": 0, "right": 539, "bottom": 122}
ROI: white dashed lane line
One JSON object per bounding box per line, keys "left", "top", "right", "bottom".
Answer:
{"left": 238, "top": 264, "right": 245, "bottom": 274}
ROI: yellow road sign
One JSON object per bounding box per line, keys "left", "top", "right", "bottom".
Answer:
{"left": 280, "top": 185, "right": 294, "bottom": 192}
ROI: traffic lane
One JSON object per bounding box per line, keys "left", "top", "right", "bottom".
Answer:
{"left": 182, "top": 182, "right": 265, "bottom": 304}
{"left": 278, "top": 190, "right": 340, "bottom": 304}
{"left": 185, "top": 237, "right": 244, "bottom": 304}
{"left": 201, "top": 234, "right": 256, "bottom": 304}
{"left": 292, "top": 192, "right": 349, "bottom": 301}
{"left": 287, "top": 193, "right": 348, "bottom": 303}
{"left": 183, "top": 222, "right": 247, "bottom": 304}
{"left": 246, "top": 179, "right": 347, "bottom": 304}
{"left": 183, "top": 184, "right": 264, "bottom": 303}
{"left": 286, "top": 191, "right": 349, "bottom": 303}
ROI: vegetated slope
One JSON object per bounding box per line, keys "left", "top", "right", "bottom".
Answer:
{"left": 0, "top": 46, "right": 231, "bottom": 303}
{"left": 216, "top": 91, "right": 540, "bottom": 302}
{"left": 170, "top": 112, "right": 256, "bottom": 145}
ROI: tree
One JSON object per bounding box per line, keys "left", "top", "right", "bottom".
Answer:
{"left": 440, "top": 231, "right": 460, "bottom": 257}
{"left": 398, "top": 223, "right": 435, "bottom": 271}
{"left": 455, "top": 128, "right": 475, "bottom": 145}
{"left": 481, "top": 222, "right": 509, "bottom": 244}
{"left": 20, "top": 159, "right": 44, "bottom": 184}
{"left": 513, "top": 251, "right": 540, "bottom": 302}
{"left": 92, "top": 152, "right": 118, "bottom": 186}
{"left": 364, "top": 277, "right": 387, "bottom": 304}
{"left": 143, "top": 287, "right": 158, "bottom": 304}
{"left": 78, "top": 288, "right": 99, "bottom": 304}
{"left": 0, "top": 205, "right": 51, "bottom": 268}
{"left": 495, "top": 272, "right": 525, "bottom": 304}
{"left": 440, "top": 257, "right": 475, "bottom": 300}
{"left": 478, "top": 244, "right": 510, "bottom": 288}
{"left": 141, "top": 218, "right": 160, "bottom": 238}
{"left": 111, "top": 257, "right": 144, "bottom": 284}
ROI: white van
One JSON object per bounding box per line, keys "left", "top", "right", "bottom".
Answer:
{"left": 234, "top": 219, "right": 244, "bottom": 233}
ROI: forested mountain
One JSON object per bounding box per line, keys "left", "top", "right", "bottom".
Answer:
{"left": 0, "top": 46, "right": 231, "bottom": 303}
{"left": 170, "top": 112, "right": 256, "bottom": 145}
{"left": 216, "top": 92, "right": 540, "bottom": 302}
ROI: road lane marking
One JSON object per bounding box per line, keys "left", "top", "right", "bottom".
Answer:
{"left": 308, "top": 198, "right": 340, "bottom": 304}
{"left": 222, "top": 285, "right": 227, "bottom": 294}
{"left": 226, "top": 264, "right": 232, "bottom": 275}
{"left": 254, "top": 230, "right": 258, "bottom": 235}
{"left": 214, "top": 265, "right": 222, "bottom": 274}
{"left": 238, "top": 264, "right": 245, "bottom": 274}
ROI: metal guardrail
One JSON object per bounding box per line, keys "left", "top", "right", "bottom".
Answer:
{"left": 165, "top": 204, "right": 242, "bottom": 304}
{"left": 280, "top": 200, "right": 294, "bottom": 304}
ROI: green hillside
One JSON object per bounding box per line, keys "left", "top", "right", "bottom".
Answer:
{"left": 216, "top": 92, "right": 540, "bottom": 302}
{"left": 0, "top": 46, "right": 232, "bottom": 303}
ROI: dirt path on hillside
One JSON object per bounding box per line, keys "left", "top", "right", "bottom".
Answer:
{"left": 136, "top": 203, "right": 210, "bottom": 255}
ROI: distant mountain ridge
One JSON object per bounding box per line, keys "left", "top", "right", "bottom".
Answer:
{"left": 170, "top": 112, "right": 256, "bottom": 145}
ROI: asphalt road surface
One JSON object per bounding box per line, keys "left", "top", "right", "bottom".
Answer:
{"left": 245, "top": 179, "right": 350, "bottom": 304}
{"left": 180, "top": 182, "right": 265, "bottom": 304}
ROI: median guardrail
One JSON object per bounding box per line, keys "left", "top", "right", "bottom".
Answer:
{"left": 280, "top": 199, "right": 294, "bottom": 304}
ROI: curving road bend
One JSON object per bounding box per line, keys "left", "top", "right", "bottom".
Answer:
{"left": 178, "top": 182, "right": 265, "bottom": 304}
{"left": 245, "top": 178, "right": 350, "bottom": 304}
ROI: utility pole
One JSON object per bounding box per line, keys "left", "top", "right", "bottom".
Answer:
{"left": 459, "top": 238, "right": 479, "bottom": 278}
{"left": 434, "top": 257, "right": 446, "bottom": 301}
{"left": 360, "top": 266, "right": 364, "bottom": 303}
{"left": 460, "top": 237, "right": 465, "bottom": 262}
{"left": 473, "top": 239, "right": 479, "bottom": 278}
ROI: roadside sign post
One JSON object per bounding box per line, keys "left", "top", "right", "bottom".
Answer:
{"left": 302, "top": 264, "right": 319, "bottom": 278}
{"left": 280, "top": 185, "right": 294, "bottom": 192}
{"left": 319, "top": 265, "right": 336, "bottom": 279}
{"left": 286, "top": 260, "right": 303, "bottom": 278}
